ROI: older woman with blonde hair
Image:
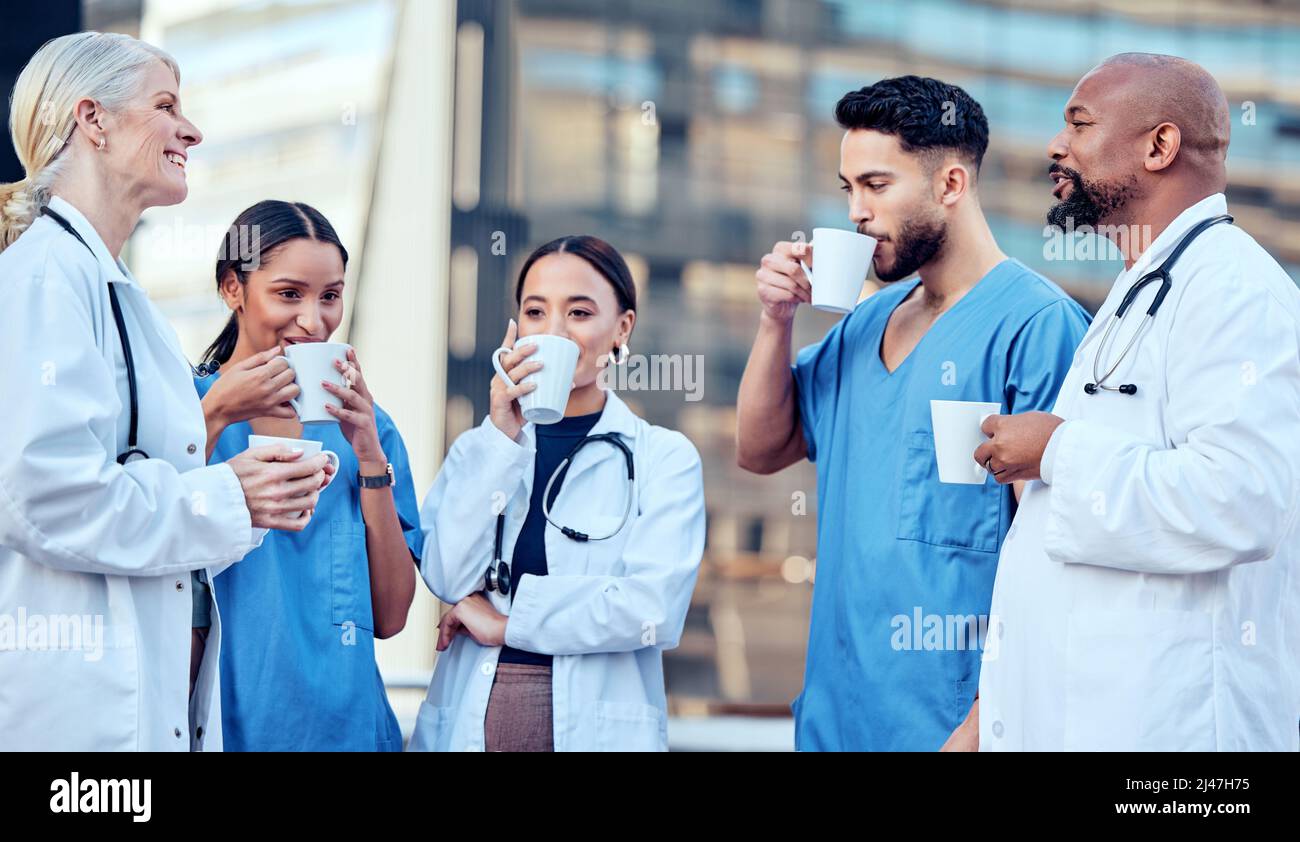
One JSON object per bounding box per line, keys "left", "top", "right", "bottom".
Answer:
{"left": 0, "top": 32, "right": 329, "bottom": 750}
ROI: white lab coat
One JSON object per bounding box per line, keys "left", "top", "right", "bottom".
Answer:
{"left": 409, "top": 389, "right": 705, "bottom": 751}
{"left": 980, "top": 193, "right": 1300, "bottom": 751}
{"left": 0, "top": 196, "right": 262, "bottom": 751}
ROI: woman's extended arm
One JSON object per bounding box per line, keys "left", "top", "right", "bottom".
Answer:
{"left": 322, "top": 350, "right": 415, "bottom": 638}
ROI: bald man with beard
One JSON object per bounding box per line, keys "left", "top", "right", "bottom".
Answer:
{"left": 963, "top": 54, "right": 1300, "bottom": 751}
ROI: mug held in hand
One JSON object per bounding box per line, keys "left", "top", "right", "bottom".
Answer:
{"left": 284, "top": 341, "right": 351, "bottom": 424}
{"left": 247, "top": 434, "right": 340, "bottom": 519}
{"left": 801, "top": 227, "right": 878, "bottom": 314}
{"left": 930, "top": 400, "right": 1001, "bottom": 485}
{"left": 492, "top": 334, "right": 581, "bottom": 425}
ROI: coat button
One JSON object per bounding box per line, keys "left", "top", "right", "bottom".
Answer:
{"left": 480, "top": 662, "right": 494, "bottom": 677}
{"left": 174, "top": 727, "right": 183, "bottom": 739}
{"left": 187, "top": 443, "right": 197, "bottom": 455}
{"left": 175, "top": 580, "right": 184, "bottom": 592}
{"left": 992, "top": 720, "right": 1004, "bottom": 738}
{"left": 196, "top": 727, "right": 203, "bottom": 740}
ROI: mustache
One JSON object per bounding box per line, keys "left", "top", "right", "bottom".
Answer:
{"left": 857, "top": 225, "right": 888, "bottom": 241}
{"left": 1048, "top": 163, "right": 1085, "bottom": 183}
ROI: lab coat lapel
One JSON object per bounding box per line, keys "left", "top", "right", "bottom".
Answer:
{"left": 46, "top": 196, "right": 130, "bottom": 287}
{"left": 513, "top": 390, "right": 638, "bottom": 521}
{"left": 1070, "top": 193, "right": 1229, "bottom": 361}
{"left": 1096, "top": 193, "right": 1228, "bottom": 323}
{"left": 552, "top": 389, "right": 638, "bottom": 492}
{"left": 1128, "top": 192, "right": 1227, "bottom": 280}
{"left": 48, "top": 197, "right": 195, "bottom": 377}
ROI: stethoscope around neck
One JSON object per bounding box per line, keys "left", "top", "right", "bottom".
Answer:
{"left": 1084, "top": 213, "right": 1232, "bottom": 397}
{"left": 484, "top": 431, "right": 635, "bottom": 597}
{"left": 40, "top": 205, "right": 221, "bottom": 465}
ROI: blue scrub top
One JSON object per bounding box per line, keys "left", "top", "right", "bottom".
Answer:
{"left": 195, "top": 373, "right": 423, "bottom": 752}
{"left": 791, "top": 259, "right": 1089, "bottom": 751}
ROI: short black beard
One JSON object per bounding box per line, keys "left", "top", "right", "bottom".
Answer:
{"left": 875, "top": 212, "right": 946, "bottom": 283}
{"left": 1046, "top": 165, "right": 1137, "bottom": 230}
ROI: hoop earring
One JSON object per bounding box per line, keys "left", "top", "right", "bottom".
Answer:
{"left": 97, "top": 136, "right": 106, "bottom": 152}
{"left": 609, "top": 343, "right": 630, "bottom": 365}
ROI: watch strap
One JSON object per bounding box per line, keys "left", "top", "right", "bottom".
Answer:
{"left": 357, "top": 463, "right": 394, "bottom": 488}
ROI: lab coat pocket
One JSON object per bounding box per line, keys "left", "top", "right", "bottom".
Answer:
{"left": 331, "top": 520, "right": 374, "bottom": 632}
{"left": 594, "top": 700, "right": 665, "bottom": 752}
{"left": 1, "top": 627, "right": 138, "bottom": 750}
{"left": 896, "top": 432, "right": 1002, "bottom": 553}
{"left": 407, "top": 700, "right": 454, "bottom": 752}
{"left": 1063, "top": 609, "right": 1215, "bottom": 751}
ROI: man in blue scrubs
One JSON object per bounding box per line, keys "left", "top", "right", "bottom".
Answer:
{"left": 736, "top": 76, "right": 1090, "bottom": 751}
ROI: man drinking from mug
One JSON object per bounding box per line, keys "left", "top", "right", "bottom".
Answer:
{"left": 737, "top": 76, "right": 1090, "bottom": 751}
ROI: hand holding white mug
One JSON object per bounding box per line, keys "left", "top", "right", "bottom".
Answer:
{"left": 247, "top": 435, "right": 340, "bottom": 494}
{"left": 320, "top": 349, "right": 385, "bottom": 463}
{"left": 200, "top": 345, "right": 300, "bottom": 427}
{"left": 489, "top": 319, "right": 542, "bottom": 442}
{"left": 228, "top": 446, "right": 332, "bottom": 531}
{"left": 754, "top": 240, "right": 813, "bottom": 324}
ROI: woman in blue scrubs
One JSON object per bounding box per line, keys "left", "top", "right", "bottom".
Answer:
{"left": 195, "top": 200, "right": 421, "bottom": 751}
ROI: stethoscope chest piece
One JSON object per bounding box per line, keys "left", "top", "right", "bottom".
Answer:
{"left": 485, "top": 560, "right": 511, "bottom": 596}
{"left": 485, "top": 514, "right": 511, "bottom": 596}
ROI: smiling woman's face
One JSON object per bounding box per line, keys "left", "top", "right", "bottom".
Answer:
{"left": 100, "top": 59, "right": 202, "bottom": 209}
{"left": 517, "top": 252, "right": 634, "bottom": 390}
{"left": 221, "top": 238, "right": 347, "bottom": 352}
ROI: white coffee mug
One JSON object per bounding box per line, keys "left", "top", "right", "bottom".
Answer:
{"left": 247, "top": 434, "right": 340, "bottom": 518}
{"left": 800, "top": 227, "right": 878, "bottom": 314}
{"left": 492, "top": 334, "right": 580, "bottom": 425}
{"left": 284, "top": 341, "right": 351, "bottom": 424}
{"left": 930, "top": 400, "right": 1001, "bottom": 484}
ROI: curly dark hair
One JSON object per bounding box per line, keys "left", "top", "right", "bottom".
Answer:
{"left": 834, "top": 75, "right": 989, "bottom": 175}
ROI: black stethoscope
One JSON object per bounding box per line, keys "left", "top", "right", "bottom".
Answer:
{"left": 40, "top": 206, "right": 220, "bottom": 465}
{"left": 484, "top": 431, "right": 635, "bottom": 597}
{"left": 1084, "top": 214, "right": 1232, "bottom": 396}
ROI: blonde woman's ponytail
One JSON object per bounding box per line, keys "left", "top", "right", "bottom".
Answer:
{"left": 0, "top": 178, "right": 38, "bottom": 249}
